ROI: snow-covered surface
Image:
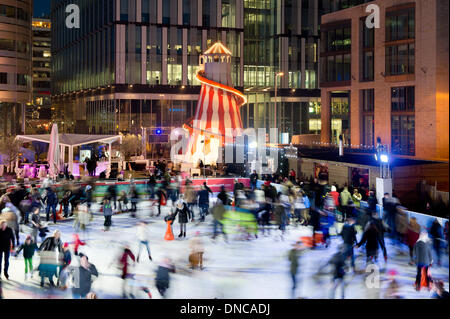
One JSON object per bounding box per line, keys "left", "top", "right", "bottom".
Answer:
{"left": 2, "top": 198, "right": 448, "bottom": 299}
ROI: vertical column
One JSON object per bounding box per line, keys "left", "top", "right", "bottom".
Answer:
{"left": 301, "top": 38, "right": 306, "bottom": 88}
{"left": 136, "top": 0, "right": 142, "bottom": 22}
{"left": 217, "top": 0, "right": 222, "bottom": 28}
{"left": 157, "top": 0, "right": 163, "bottom": 24}
{"left": 350, "top": 89, "right": 361, "bottom": 146}
{"left": 178, "top": 0, "right": 182, "bottom": 24}
{"left": 240, "top": 31, "right": 244, "bottom": 87}
{"left": 198, "top": 0, "right": 202, "bottom": 26}
{"left": 182, "top": 28, "right": 188, "bottom": 85}
{"left": 162, "top": 27, "right": 168, "bottom": 84}
{"left": 281, "top": 37, "right": 289, "bottom": 88}
{"left": 68, "top": 146, "right": 74, "bottom": 175}
{"left": 321, "top": 90, "right": 331, "bottom": 143}
{"left": 142, "top": 26, "right": 147, "bottom": 84}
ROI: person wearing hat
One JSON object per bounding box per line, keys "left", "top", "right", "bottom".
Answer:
{"left": 173, "top": 200, "right": 191, "bottom": 238}
{"left": 15, "top": 235, "right": 38, "bottom": 280}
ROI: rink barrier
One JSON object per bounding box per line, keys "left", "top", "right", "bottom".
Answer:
{"left": 256, "top": 180, "right": 448, "bottom": 230}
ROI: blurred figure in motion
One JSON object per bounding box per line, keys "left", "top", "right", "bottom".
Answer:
{"left": 103, "top": 198, "right": 113, "bottom": 231}
{"left": 173, "top": 200, "right": 191, "bottom": 238}
{"left": 38, "top": 229, "right": 63, "bottom": 287}
{"left": 413, "top": 231, "right": 433, "bottom": 291}
{"left": 119, "top": 246, "right": 136, "bottom": 298}
{"left": 184, "top": 180, "right": 197, "bottom": 222}
{"left": 129, "top": 184, "right": 139, "bottom": 217}
{"left": 156, "top": 187, "right": 167, "bottom": 217}
{"left": 384, "top": 269, "right": 402, "bottom": 299}
{"left": 273, "top": 196, "right": 287, "bottom": 239}
{"left": 340, "top": 217, "right": 357, "bottom": 272}
{"left": 316, "top": 246, "right": 347, "bottom": 299}
{"left": 212, "top": 201, "right": 227, "bottom": 241}
{"left": 406, "top": 217, "right": 421, "bottom": 265}
{"left": 288, "top": 241, "right": 308, "bottom": 298}
{"left": 357, "top": 221, "right": 387, "bottom": 265}
{"left": 250, "top": 170, "right": 258, "bottom": 191}
{"left": 0, "top": 220, "right": 15, "bottom": 280}
{"left": 107, "top": 184, "right": 117, "bottom": 211}
{"left": 429, "top": 219, "right": 443, "bottom": 267}
{"left": 118, "top": 191, "right": 129, "bottom": 213}
{"left": 58, "top": 242, "right": 72, "bottom": 288}
{"left": 72, "top": 233, "right": 86, "bottom": 256}
{"left": 147, "top": 173, "right": 156, "bottom": 199}
{"left": 72, "top": 253, "right": 98, "bottom": 299}
{"left": 136, "top": 221, "right": 152, "bottom": 262}
{"left": 217, "top": 186, "right": 229, "bottom": 206}
{"left": 431, "top": 280, "right": 449, "bottom": 299}
{"left": 197, "top": 184, "right": 210, "bottom": 222}
{"left": 155, "top": 257, "right": 176, "bottom": 298}
{"left": 189, "top": 231, "right": 204, "bottom": 270}
{"left": 15, "top": 235, "right": 38, "bottom": 280}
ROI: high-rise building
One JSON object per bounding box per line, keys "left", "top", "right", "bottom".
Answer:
{"left": 51, "top": 0, "right": 322, "bottom": 157}
{"left": 319, "top": 0, "right": 449, "bottom": 162}
{"left": 0, "top": 0, "right": 32, "bottom": 136}
{"left": 30, "top": 18, "right": 52, "bottom": 133}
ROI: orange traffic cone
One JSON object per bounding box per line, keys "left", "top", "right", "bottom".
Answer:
{"left": 164, "top": 220, "right": 174, "bottom": 241}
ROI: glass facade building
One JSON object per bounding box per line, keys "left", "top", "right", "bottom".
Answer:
{"left": 0, "top": 0, "right": 32, "bottom": 137}
{"left": 52, "top": 0, "right": 321, "bottom": 158}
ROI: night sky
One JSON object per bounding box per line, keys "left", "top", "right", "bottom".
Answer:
{"left": 34, "top": 0, "right": 51, "bottom": 18}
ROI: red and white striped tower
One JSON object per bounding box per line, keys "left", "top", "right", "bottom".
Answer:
{"left": 183, "top": 42, "right": 247, "bottom": 166}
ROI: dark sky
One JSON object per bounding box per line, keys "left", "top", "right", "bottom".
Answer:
{"left": 34, "top": 0, "right": 51, "bottom": 18}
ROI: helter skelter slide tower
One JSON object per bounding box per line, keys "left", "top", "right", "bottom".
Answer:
{"left": 182, "top": 42, "right": 247, "bottom": 166}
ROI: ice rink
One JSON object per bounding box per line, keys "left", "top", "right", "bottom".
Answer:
{"left": 1, "top": 199, "right": 448, "bottom": 299}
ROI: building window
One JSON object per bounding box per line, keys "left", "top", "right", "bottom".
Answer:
{"left": 321, "top": 22, "right": 351, "bottom": 84}
{"left": 0, "top": 5, "right": 15, "bottom": 18}
{"left": 142, "top": 0, "right": 149, "bottom": 22}
{"left": 361, "top": 89, "right": 374, "bottom": 146}
{"left": 183, "top": 0, "right": 190, "bottom": 25}
{"left": 17, "top": 74, "right": 28, "bottom": 86}
{"left": 162, "top": 0, "right": 170, "bottom": 24}
{"left": 386, "top": 7, "right": 415, "bottom": 42}
{"left": 0, "top": 72, "right": 7, "bottom": 84}
{"left": 360, "top": 18, "right": 374, "bottom": 81}
{"left": 391, "top": 86, "right": 415, "bottom": 155}
{"left": 391, "top": 86, "right": 414, "bottom": 112}
{"left": 385, "top": 6, "right": 415, "bottom": 76}
{"left": 391, "top": 116, "right": 415, "bottom": 156}
{"left": 120, "top": 0, "right": 128, "bottom": 21}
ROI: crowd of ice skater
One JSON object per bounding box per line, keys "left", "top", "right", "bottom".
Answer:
{"left": 0, "top": 161, "right": 448, "bottom": 299}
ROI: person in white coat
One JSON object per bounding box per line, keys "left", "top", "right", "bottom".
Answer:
{"left": 136, "top": 221, "right": 152, "bottom": 262}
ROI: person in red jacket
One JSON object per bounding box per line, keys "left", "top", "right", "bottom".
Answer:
{"left": 329, "top": 186, "right": 340, "bottom": 208}
{"left": 72, "top": 233, "right": 86, "bottom": 256}
{"left": 119, "top": 246, "right": 136, "bottom": 298}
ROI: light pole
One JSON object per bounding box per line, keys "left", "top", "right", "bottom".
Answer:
{"left": 274, "top": 72, "right": 284, "bottom": 132}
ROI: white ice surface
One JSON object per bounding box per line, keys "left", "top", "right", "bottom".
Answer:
{"left": 2, "top": 198, "right": 448, "bottom": 299}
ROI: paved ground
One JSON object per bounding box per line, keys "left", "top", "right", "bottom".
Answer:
{"left": 1, "top": 199, "right": 448, "bottom": 299}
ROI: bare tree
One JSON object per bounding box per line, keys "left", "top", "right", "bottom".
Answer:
{"left": 119, "top": 134, "right": 141, "bottom": 162}
{"left": 0, "top": 137, "right": 23, "bottom": 170}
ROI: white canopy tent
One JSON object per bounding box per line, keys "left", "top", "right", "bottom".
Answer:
{"left": 15, "top": 134, "right": 122, "bottom": 174}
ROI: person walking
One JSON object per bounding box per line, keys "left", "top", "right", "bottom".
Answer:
{"left": 156, "top": 187, "right": 167, "bottom": 217}
{"left": 0, "top": 220, "right": 15, "bottom": 280}
{"left": 14, "top": 235, "right": 38, "bottom": 280}
{"left": 136, "top": 221, "right": 152, "bottom": 262}
{"left": 107, "top": 184, "right": 117, "bottom": 211}
{"left": 71, "top": 253, "right": 98, "bottom": 299}
{"left": 58, "top": 242, "right": 72, "bottom": 288}
{"left": 217, "top": 186, "right": 229, "bottom": 206}
{"left": 413, "top": 231, "right": 433, "bottom": 291}
{"left": 147, "top": 173, "right": 156, "bottom": 199}
{"left": 339, "top": 186, "right": 352, "bottom": 221}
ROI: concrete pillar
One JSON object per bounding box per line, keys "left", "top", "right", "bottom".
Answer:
{"left": 321, "top": 89, "right": 331, "bottom": 143}
{"left": 68, "top": 146, "right": 74, "bottom": 175}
